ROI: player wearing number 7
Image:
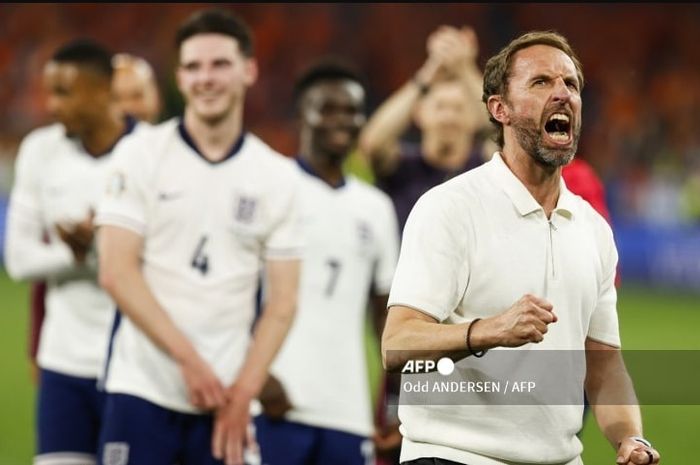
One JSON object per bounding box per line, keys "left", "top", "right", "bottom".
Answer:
{"left": 95, "top": 9, "right": 303, "bottom": 465}
{"left": 254, "top": 59, "right": 400, "bottom": 465}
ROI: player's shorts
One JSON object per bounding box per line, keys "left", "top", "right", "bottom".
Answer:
{"left": 35, "top": 369, "right": 106, "bottom": 465}
{"left": 254, "top": 414, "right": 374, "bottom": 465}
{"left": 97, "top": 393, "right": 225, "bottom": 465}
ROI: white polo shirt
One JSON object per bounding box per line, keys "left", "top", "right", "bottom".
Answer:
{"left": 388, "top": 152, "right": 620, "bottom": 465}
{"left": 96, "top": 119, "right": 303, "bottom": 413}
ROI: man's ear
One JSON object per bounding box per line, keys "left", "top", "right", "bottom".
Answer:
{"left": 487, "top": 95, "right": 510, "bottom": 126}
{"left": 243, "top": 57, "right": 258, "bottom": 87}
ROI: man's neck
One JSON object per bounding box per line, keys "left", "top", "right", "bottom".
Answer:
{"left": 500, "top": 146, "right": 561, "bottom": 218}
{"left": 184, "top": 107, "right": 243, "bottom": 162}
{"left": 300, "top": 149, "right": 344, "bottom": 187}
{"left": 421, "top": 135, "right": 472, "bottom": 171}
{"left": 79, "top": 108, "right": 126, "bottom": 157}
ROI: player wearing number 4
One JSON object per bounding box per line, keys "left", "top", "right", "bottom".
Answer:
{"left": 95, "top": 9, "right": 302, "bottom": 465}
{"left": 254, "top": 59, "right": 400, "bottom": 465}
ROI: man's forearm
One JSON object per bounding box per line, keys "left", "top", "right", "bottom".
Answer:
{"left": 585, "top": 341, "right": 644, "bottom": 448}
{"left": 358, "top": 80, "right": 421, "bottom": 170}
{"left": 231, "top": 299, "right": 296, "bottom": 397}
{"left": 382, "top": 308, "right": 473, "bottom": 372}
{"left": 456, "top": 62, "right": 491, "bottom": 129}
{"left": 5, "top": 208, "right": 76, "bottom": 281}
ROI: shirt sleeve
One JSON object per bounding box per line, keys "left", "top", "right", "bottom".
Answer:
{"left": 586, "top": 223, "right": 621, "bottom": 347}
{"left": 95, "top": 134, "right": 148, "bottom": 236}
{"left": 264, "top": 170, "right": 304, "bottom": 261}
{"left": 372, "top": 196, "right": 400, "bottom": 296}
{"left": 387, "top": 189, "right": 469, "bottom": 322}
{"left": 4, "top": 133, "right": 75, "bottom": 281}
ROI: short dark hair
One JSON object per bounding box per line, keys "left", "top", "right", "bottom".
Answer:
{"left": 51, "top": 39, "right": 114, "bottom": 79}
{"left": 175, "top": 8, "right": 254, "bottom": 57}
{"left": 293, "top": 57, "right": 365, "bottom": 107}
{"left": 482, "top": 30, "right": 584, "bottom": 147}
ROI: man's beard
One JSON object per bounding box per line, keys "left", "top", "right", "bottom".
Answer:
{"left": 510, "top": 113, "right": 580, "bottom": 168}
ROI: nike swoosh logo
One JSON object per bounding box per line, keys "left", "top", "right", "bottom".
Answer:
{"left": 157, "top": 191, "right": 184, "bottom": 201}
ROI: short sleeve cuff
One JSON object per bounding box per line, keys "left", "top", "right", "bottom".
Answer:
{"left": 387, "top": 297, "right": 451, "bottom": 323}
{"left": 95, "top": 212, "right": 146, "bottom": 236}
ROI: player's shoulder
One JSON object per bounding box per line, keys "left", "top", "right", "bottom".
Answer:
{"left": 242, "top": 133, "right": 300, "bottom": 179}
{"left": 346, "top": 175, "right": 394, "bottom": 209}
{"left": 112, "top": 118, "right": 176, "bottom": 163}
{"left": 22, "top": 123, "right": 65, "bottom": 143}
{"left": 18, "top": 123, "right": 67, "bottom": 155}
{"left": 566, "top": 188, "right": 615, "bottom": 242}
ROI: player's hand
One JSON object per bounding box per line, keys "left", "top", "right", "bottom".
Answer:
{"left": 55, "top": 210, "right": 95, "bottom": 263}
{"left": 481, "top": 294, "right": 558, "bottom": 347}
{"left": 373, "top": 421, "right": 402, "bottom": 457}
{"left": 258, "top": 374, "right": 292, "bottom": 419}
{"left": 616, "top": 437, "right": 660, "bottom": 464}
{"left": 179, "top": 353, "right": 227, "bottom": 410}
{"left": 426, "top": 25, "right": 479, "bottom": 78}
{"left": 212, "top": 384, "right": 257, "bottom": 465}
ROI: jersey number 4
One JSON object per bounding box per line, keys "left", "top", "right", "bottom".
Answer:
{"left": 191, "top": 236, "right": 209, "bottom": 275}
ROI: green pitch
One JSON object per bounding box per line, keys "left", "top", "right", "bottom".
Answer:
{"left": 1, "top": 269, "right": 698, "bottom": 464}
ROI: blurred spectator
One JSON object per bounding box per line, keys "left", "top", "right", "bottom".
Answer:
{"left": 359, "top": 25, "right": 492, "bottom": 231}
{"left": 112, "top": 53, "right": 161, "bottom": 123}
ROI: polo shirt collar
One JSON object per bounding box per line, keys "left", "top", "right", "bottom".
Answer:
{"left": 489, "top": 152, "right": 576, "bottom": 220}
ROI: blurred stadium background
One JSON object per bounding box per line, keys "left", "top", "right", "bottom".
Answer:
{"left": 1, "top": 3, "right": 699, "bottom": 464}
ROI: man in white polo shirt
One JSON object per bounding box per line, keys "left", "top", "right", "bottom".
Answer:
{"left": 381, "top": 31, "right": 660, "bottom": 465}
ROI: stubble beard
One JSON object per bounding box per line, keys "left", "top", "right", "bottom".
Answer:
{"left": 510, "top": 113, "right": 580, "bottom": 168}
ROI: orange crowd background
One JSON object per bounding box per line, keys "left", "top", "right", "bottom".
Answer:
{"left": 1, "top": 3, "right": 699, "bottom": 224}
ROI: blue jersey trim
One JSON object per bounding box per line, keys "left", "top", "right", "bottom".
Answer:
{"left": 177, "top": 119, "right": 246, "bottom": 165}
{"left": 296, "top": 157, "right": 346, "bottom": 189}
{"left": 98, "top": 310, "right": 122, "bottom": 392}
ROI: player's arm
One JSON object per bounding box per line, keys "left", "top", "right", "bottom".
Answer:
{"left": 213, "top": 257, "right": 300, "bottom": 464}
{"left": 382, "top": 295, "right": 557, "bottom": 372}
{"left": 358, "top": 29, "right": 449, "bottom": 175}
{"left": 358, "top": 78, "right": 427, "bottom": 176}
{"left": 97, "top": 225, "right": 226, "bottom": 410}
{"left": 446, "top": 26, "right": 490, "bottom": 131}
{"left": 4, "top": 138, "right": 79, "bottom": 281}
{"left": 585, "top": 338, "right": 660, "bottom": 464}
{"left": 4, "top": 202, "right": 76, "bottom": 281}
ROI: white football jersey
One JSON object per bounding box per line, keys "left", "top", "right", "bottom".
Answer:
{"left": 269, "top": 163, "right": 399, "bottom": 437}
{"left": 5, "top": 121, "right": 141, "bottom": 378}
{"left": 95, "top": 119, "right": 303, "bottom": 413}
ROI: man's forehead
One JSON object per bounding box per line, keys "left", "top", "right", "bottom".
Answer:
{"left": 306, "top": 80, "right": 365, "bottom": 103}
{"left": 44, "top": 61, "right": 80, "bottom": 79}
{"left": 511, "top": 44, "right": 578, "bottom": 79}
{"left": 179, "top": 33, "right": 242, "bottom": 63}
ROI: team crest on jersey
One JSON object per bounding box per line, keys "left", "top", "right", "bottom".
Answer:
{"left": 103, "top": 442, "right": 129, "bottom": 465}
{"left": 107, "top": 171, "right": 126, "bottom": 197}
{"left": 357, "top": 221, "right": 373, "bottom": 244}
{"left": 235, "top": 195, "right": 257, "bottom": 223}
{"left": 357, "top": 220, "right": 374, "bottom": 257}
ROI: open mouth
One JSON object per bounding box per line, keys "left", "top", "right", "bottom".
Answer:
{"left": 543, "top": 112, "right": 572, "bottom": 144}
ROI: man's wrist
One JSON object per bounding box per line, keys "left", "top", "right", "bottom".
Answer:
{"left": 629, "top": 436, "right": 652, "bottom": 448}
{"left": 228, "top": 382, "right": 257, "bottom": 402}
{"left": 617, "top": 435, "right": 652, "bottom": 449}
{"left": 412, "top": 75, "right": 430, "bottom": 96}
{"left": 466, "top": 317, "right": 498, "bottom": 350}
